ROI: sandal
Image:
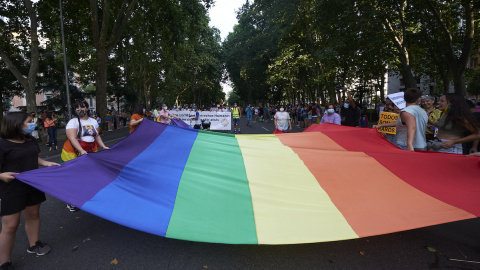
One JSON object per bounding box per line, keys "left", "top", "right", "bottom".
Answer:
{"left": 49, "top": 147, "right": 52, "bottom": 151}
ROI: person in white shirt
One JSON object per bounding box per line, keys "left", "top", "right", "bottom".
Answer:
{"left": 274, "top": 105, "right": 292, "bottom": 132}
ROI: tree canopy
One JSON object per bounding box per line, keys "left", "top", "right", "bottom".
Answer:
{"left": 222, "top": 0, "right": 479, "bottom": 106}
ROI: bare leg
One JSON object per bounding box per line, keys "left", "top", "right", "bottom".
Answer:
{"left": 0, "top": 212, "right": 21, "bottom": 264}
{"left": 24, "top": 204, "right": 41, "bottom": 247}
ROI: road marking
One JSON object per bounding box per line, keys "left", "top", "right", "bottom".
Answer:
{"left": 262, "top": 127, "right": 270, "bottom": 132}
{"left": 42, "top": 137, "right": 126, "bottom": 161}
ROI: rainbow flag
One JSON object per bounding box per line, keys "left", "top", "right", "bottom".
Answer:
{"left": 16, "top": 120, "right": 480, "bottom": 244}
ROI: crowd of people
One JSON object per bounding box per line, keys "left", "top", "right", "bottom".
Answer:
{"left": 373, "top": 89, "right": 480, "bottom": 155}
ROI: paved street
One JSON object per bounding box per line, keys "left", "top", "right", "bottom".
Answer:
{"left": 7, "top": 119, "right": 480, "bottom": 269}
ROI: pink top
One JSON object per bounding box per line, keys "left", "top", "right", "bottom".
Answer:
{"left": 159, "top": 110, "right": 172, "bottom": 124}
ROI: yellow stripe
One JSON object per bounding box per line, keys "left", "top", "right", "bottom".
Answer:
{"left": 61, "top": 149, "right": 77, "bottom": 162}
{"left": 236, "top": 134, "right": 358, "bottom": 244}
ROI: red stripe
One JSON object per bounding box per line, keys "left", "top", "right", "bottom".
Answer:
{"left": 305, "top": 123, "right": 480, "bottom": 217}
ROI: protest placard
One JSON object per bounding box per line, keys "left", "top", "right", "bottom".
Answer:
{"left": 170, "top": 111, "right": 232, "bottom": 130}
{"left": 378, "top": 111, "right": 398, "bottom": 135}
{"left": 387, "top": 92, "right": 406, "bottom": 110}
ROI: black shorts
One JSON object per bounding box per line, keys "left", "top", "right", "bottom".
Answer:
{"left": 0, "top": 189, "right": 46, "bottom": 216}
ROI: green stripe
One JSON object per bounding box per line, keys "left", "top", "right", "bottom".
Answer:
{"left": 166, "top": 130, "right": 257, "bottom": 244}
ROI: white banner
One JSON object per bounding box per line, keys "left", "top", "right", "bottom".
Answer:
{"left": 387, "top": 92, "right": 406, "bottom": 110}
{"left": 170, "top": 111, "right": 232, "bottom": 130}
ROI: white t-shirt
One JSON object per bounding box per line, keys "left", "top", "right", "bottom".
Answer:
{"left": 255, "top": 109, "right": 259, "bottom": 115}
{"left": 66, "top": 117, "right": 99, "bottom": 143}
{"left": 274, "top": 111, "right": 291, "bottom": 131}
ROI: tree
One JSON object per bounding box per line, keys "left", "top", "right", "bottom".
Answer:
{"left": 0, "top": 0, "right": 41, "bottom": 113}
{"left": 424, "top": 0, "right": 477, "bottom": 95}
{"left": 87, "top": 0, "right": 138, "bottom": 127}
{"left": 0, "top": 57, "right": 24, "bottom": 122}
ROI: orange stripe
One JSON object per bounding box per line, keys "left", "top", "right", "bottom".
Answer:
{"left": 276, "top": 132, "right": 475, "bottom": 238}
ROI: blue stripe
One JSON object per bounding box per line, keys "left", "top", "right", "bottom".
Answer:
{"left": 82, "top": 125, "right": 198, "bottom": 237}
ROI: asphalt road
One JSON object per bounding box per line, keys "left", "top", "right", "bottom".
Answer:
{"left": 7, "top": 118, "right": 480, "bottom": 270}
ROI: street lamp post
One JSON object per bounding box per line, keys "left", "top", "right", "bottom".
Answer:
{"left": 59, "top": 0, "right": 71, "bottom": 120}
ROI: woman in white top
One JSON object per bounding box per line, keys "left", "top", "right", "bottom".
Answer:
{"left": 62, "top": 100, "right": 109, "bottom": 161}
{"left": 61, "top": 100, "right": 109, "bottom": 212}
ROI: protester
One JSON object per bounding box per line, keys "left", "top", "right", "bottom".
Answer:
{"left": 337, "top": 87, "right": 361, "bottom": 127}
{"left": 44, "top": 112, "right": 58, "bottom": 151}
{"left": 62, "top": 100, "right": 109, "bottom": 211}
{"left": 153, "top": 106, "right": 160, "bottom": 122}
{"left": 231, "top": 103, "right": 241, "bottom": 133}
{"left": 320, "top": 104, "right": 341, "bottom": 125}
{"left": 39, "top": 109, "right": 47, "bottom": 141}
{"left": 192, "top": 106, "right": 202, "bottom": 129}
{"left": 311, "top": 104, "right": 319, "bottom": 124}
{"left": 274, "top": 105, "right": 292, "bottom": 132}
{"left": 429, "top": 94, "right": 480, "bottom": 154}
{"left": 464, "top": 100, "right": 480, "bottom": 154}
{"left": 129, "top": 104, "right": 145, "bottom": 134}
{"left": 112, "top": 109, "right": 118, "bottom": 130}
{"left": 96, "top": 113, "right": 103, "bottom": 136}
{"left": 296, "top": 105, "right": 304, "bottom": 128}
{"left": 106, "top": 110, "right": 113, "bottom": 131}
{"left": 29, "top": 112, "right": 39, "bottom": 140}
{"left": 0, "top": 112, "right": 60, "bottom": 269}
{"left": 374, "top": 88, "right": 428, "bottom": 151}
{"left": 157, "top": 104, "right": 180, "bottom": 124}
{"left": 120, "top": 111, "right": 127, "bottom": 126}
{"left": 421, "top": 95, "right": 442, "bottom": 141}
{"left": 245, "top": 105, "right": 253, "bottom": 127}
{"left": 305, "top": 105, "right": 313, "bottom": 128}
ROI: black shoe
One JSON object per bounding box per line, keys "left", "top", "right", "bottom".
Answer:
{"left": 27, "top": 241, "right": 51, "bottom": 256}
{"left": 0, "top": 262, "right": 12, "bottom": 270}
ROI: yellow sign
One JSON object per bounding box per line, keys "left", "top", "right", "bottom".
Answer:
{"left": 378, "top": 112, "right": 398, "bottom": 134}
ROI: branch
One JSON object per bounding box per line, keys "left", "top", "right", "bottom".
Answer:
{"left": 424, "top": 0, "right": 455, "bottom": 60}
{"left": 383, "top": 17, "right": 404, "bottom": 53}
{"left": 0, "top": 48, "right": 28, "bottom": 88}
{"left": 106, "top": 0, "right": 138, "bottom": 52}
{"left": 458, "top": 0, "right": 475, "bottom": 66}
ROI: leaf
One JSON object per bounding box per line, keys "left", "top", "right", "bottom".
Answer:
{"left": 110, "top": 258, "right": 118, "bottom": 265}
{"left": 203, "top": 266, "right": 208, "bottom": 269}
{"left": 426, "top": 245, "right": 437, "bottom": 252}
{"left": 360, "top": 251, "right": 365, "bottom": 256}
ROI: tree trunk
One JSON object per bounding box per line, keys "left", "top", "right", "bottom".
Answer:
{"left": 96, "top": 49, "right": 108, "bottom": 130}
{"left": 398, "top": 54, "right": 417, "bottom": 89}
{"left": 425, "top": 0, "right": 474, "bottom": 96}
{"left": 0, "top": 90, "right": 3, "bottom": 124}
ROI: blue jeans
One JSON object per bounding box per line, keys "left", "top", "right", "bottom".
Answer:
{"left": 48, "top": 126, "right": 57, "bottom": 147}
{"left": 247, "top": 114, "right": 252, "bottom": 126}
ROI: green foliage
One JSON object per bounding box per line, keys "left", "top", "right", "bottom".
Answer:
{"left": 467, "top": 68, "right": 480, "bottom": 97}
{"left": 222, "top": 0, "right": 479, "bottom": 103}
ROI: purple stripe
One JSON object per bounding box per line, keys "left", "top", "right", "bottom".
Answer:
{"left": 16, "top": 120, "right": 167, "bottom": 207}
